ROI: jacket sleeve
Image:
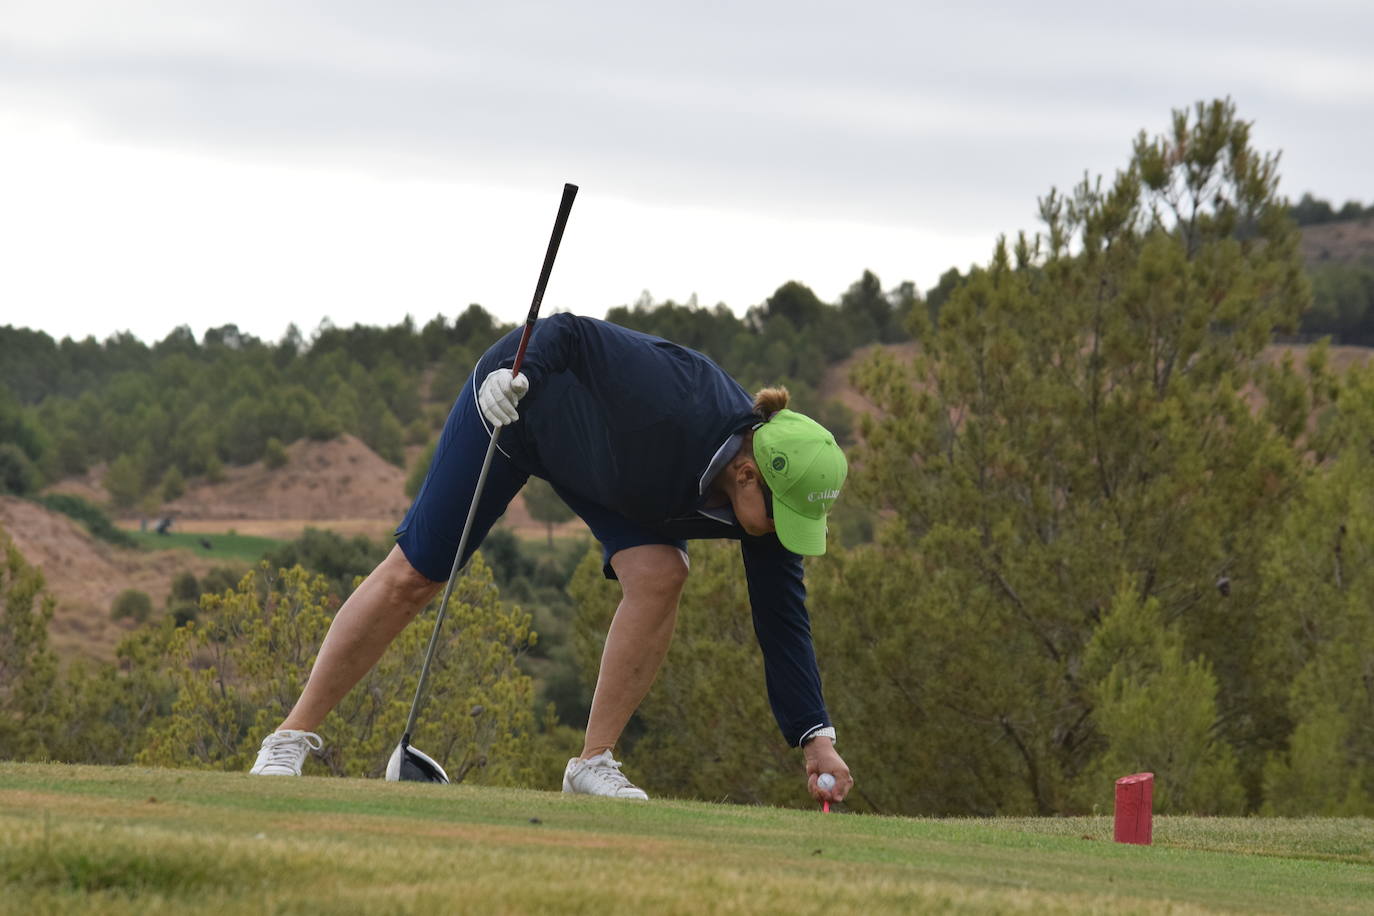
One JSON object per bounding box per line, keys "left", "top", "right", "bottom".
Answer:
{"left": 740, "top": 535, "right": 832, "bottom": 747}
{"left": 489, "top": 313, "right": 585, "bottom": 390}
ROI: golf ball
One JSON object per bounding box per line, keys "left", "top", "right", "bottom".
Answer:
{"left": 817, "top": 773, "right": 836, "bottom": 791}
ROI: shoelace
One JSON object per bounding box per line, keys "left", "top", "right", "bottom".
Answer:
{"left": 262, "top": 731, "right": 322, "bottom": 766}
{"left": 584, "top": 755, "right": 635, "bottom": 789}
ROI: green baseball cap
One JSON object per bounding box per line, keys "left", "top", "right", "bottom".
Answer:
{"left": 753, "top": 409, "right": 848, "bottom": 556}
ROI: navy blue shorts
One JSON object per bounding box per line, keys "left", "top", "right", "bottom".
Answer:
{"left": 395, "top": 373, "right": 685, "bottom": 582}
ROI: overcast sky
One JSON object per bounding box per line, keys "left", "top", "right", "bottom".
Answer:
{"left": 2, "top": 1, "right": 1370, "bottom": 345}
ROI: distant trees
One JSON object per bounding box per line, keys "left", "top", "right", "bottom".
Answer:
{"left": 0, "top": 309, "right": 516, "bottom": 508}
{"left": 1300, "top": 262, "right": 1374, "bottom": 344}
{"left": 1286, "top": 193, "right": 1374, "bottom": 344}
{"left": 1290, "top": 193, "right": 1374, "bottom": 227}
{"left": 0, "top": 444, "right": 38, "bottom": 496}
{"left": 0, "top": 388, "right": 45, "bottom": 495}
{"left": 522, "top": 478, "right": 574, "bottom": 547}
{"left": 3, "top": 258, "right": 958, "bottom": 512}
{"left": 605, "top": 269, "right": 929, "bottom": 428}
{"left": 1252, "top": 365, "right": 1374, "bottom": 816}
{"left": 826, "top": 99, "right": 1310, "bottom": 815}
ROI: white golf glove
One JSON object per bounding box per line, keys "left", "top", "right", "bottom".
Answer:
{"left": 478, "top": 368, "right": 529, "bottom": 427}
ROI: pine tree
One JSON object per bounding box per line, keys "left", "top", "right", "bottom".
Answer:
{"left": 821, "top": 99, "right": 1311, "bottom": 814}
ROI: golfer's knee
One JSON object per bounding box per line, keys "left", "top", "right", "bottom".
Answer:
{"left": 613, "top": 544, "right": 689, "bottom": 605}
{"left": 378, "top": 546, "right": 444, "bottom": 611}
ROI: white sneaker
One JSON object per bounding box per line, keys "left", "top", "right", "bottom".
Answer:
{"left": 249, "top": 729, "right": 323, "bottom": 775}
{"left": 562, "top": 750, "right": 649, "bottom": 800}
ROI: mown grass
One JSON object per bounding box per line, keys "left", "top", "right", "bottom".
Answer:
{"left": 123, "top": 530, "right": 282, "bottom": 564}
{"left": 1, "top": 763, "right": 1371, "bottom": 914}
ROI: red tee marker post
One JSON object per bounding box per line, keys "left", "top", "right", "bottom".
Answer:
{"left": 1114, "top": 772, "right": 1154, "bottom": 845}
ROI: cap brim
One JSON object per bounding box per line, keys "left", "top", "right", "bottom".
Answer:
{"left": 772, "top": 499, "right": 828, "bottom": 556}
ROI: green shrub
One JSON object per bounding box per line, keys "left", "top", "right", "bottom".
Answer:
{"left": 261, "top": 528, "right": 388, "bottom": 597}
{"left": 104, "top": 454, "right": 145, "bottom": 509}
{"left": 37, "top": 494, "right": 140, "bottom": 549}
{"left": 160, "top": 466, "right": 186, "bottom": 502}
{"left": 0, "top": 443, "right": 38, "bottom": 496}
{"left": 406, "top": 440, "right": 437, "bottom": 499}
{"left": 111, "top": 589, "right": 153, "bottom": 623}
{"left": 263, "top": 437, "right": 288, "bottom": 469}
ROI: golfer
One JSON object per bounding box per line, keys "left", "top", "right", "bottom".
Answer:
{"left": 251, "top": 314, "right": 852, "bottom": 803}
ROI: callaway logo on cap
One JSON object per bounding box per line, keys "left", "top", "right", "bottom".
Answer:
{"left": 753, "top": 409, "right": 848, "bottom": 556}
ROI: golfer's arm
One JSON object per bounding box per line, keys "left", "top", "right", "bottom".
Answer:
{"left": 740, "top": 537, "right": 832, "bottom": 747}
{"left": 493, "top": 312, "right": 583, "bottom": 387}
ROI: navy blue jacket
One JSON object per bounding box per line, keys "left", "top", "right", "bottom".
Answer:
{"left": 476, "top": 314, "right": 832, "bottom": 747}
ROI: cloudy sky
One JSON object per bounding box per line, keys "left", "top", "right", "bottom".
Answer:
{"left": 2, "top": 1, "right": 1370, "bottom": 345}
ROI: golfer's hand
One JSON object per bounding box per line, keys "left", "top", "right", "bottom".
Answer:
{"left": 478, "top": 368, "right": 530, "bottom": 427}
{"left": 803, "top": 738, "right": 852, "bottom": 803}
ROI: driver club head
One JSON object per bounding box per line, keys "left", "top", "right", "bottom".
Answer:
{"left": 385, "top": 741, "right": 450, "bottom": 783}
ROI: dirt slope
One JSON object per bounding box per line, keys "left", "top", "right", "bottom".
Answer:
{"left": 49, "top": 434, "right": 580, "bottom": 542}
{"left": 161, "top": 434, "right": 410, "bottom": 522}
{"left": 22, "top": 430, "right": 586, "bottom": 662}
{"left": 1302, "top": 218, "right": 1374, "bottom": 264}
{"left": 818, "top": 342, "right": 920, "bottom": 414}
{"left": 0, "top": 497, "right": 220, "bottom": 662}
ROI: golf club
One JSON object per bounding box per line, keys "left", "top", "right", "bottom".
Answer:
{"left": 387, "top": 181, "right": 579, "bottom": 782}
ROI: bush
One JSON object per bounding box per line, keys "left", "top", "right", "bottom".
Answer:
{"left": 0, "top": 530, "right": 61, "bottom": 760}
{"left": 166, "top": 571, "right": 201, "bottom": 626}
{"left": 160, "top": 466, "right": 186, "bottom": 502}
{"left": 137, "top": 559, "right": 540, "bottom": 783}
{"left": 111, "top": 589, "right": 152, "bottom": 623}
{"left": 406, "top": 440, "right": 437, "bottom": 500}
{"left": 169, "top": 571, "right": 200, "bottom": 604}
{"left": 104, "top": 454, "right": 145, "bottom": 510}
{"left": 405, "top": 418, "right": 431, "bottom": 446}
{"left": 263, "top": 437, "right": 288, "bottom": 469}
{"left": 261, "top": 528, "right": 388, "bottom": 597}
{"left": 0, "top": 443, "right": 38, "bottom": 496}
{"left": 37, "top": 494, "right": 140, "bottom": 549}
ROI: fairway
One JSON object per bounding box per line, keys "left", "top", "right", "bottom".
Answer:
{"left": 123, "top": 530, "right": 282, "bottom": 564}
{"left": 1, "top": 764, "right": 1370, "bottom": 914}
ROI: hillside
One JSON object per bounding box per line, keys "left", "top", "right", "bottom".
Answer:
{"left": 18, "top": 337, "right": 1374, "bottom": 665}
{"left": 14, "top": 430, "right": 586, "bottom": 662}
{"left": 1301, "top": 216, "right": 1374, "bottom": 263}
{"left": 0, "top": 496, "right": 220, "bottom": 661}
{"left": 47, "top": 434, "right": 410, "bottom": 540}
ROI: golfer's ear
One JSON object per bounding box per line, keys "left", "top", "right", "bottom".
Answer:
{"left": 738, "top": 460, "right": 760, "bottom": 487}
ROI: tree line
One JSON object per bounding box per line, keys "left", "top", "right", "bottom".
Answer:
{"left": 1289, "top": 193, "right": 1374, "bottom": 227}
{"left": 0, "top": 306, "right": 511, "bottom": 510}
{"left": 0, "top": 269, "right": 930, "bottom": 510}
{"left": 1286, "top": 193, "right": 1374, "bottom": 346}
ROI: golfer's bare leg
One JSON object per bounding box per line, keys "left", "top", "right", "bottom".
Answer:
{"left": 580, "top": 544, "right": 689, "bottom": 759}
{"left": 279, "top": 545, "right": 443, "bottom": 731}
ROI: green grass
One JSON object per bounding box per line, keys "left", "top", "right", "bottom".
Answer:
{"left": 1, "top": 764, "right": 1371, "bottom": 914}
{"left": 124, "top": 531, "right": 282, "bottom": 564}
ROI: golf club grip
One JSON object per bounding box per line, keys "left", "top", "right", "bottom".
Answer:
{"left": 512, "top": 182, "right": 578, "bottom": 374}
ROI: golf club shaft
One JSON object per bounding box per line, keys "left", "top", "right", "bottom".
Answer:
{"left": 400, "top": 182, "right": 579, "bottom": 745}
{"left": 401, "top": 427, "right": 501, "bottom": 741}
